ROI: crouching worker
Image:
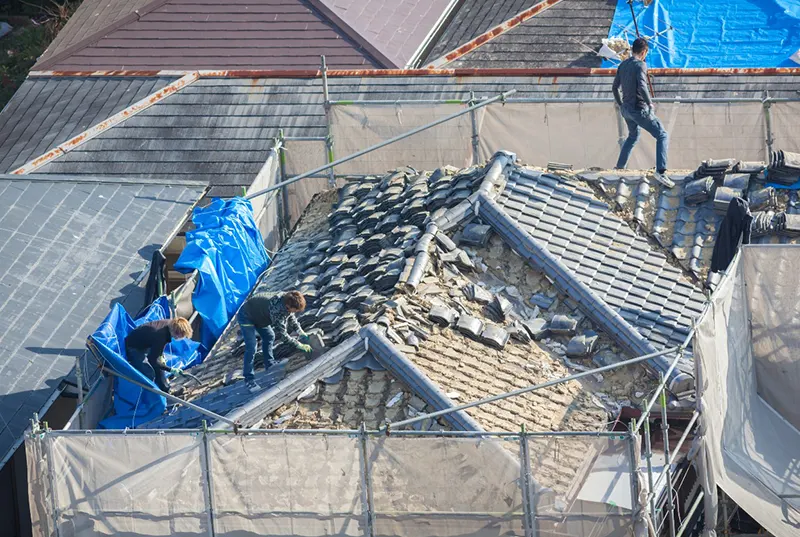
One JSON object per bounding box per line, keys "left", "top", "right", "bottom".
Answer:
{"left": 238, "top": 290, "right": 312, "bottom": 392}
{"left": 124, "top": 317, "right": 193, "bottom": 394}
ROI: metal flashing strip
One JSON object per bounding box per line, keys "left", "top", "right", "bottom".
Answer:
{"left": 27, "top": 67, "right": 800, "bottom": 78}
{"left": 425, "top": 0, "right": 566, "bottom": 69}
{"left": 477, "top": 192, "right": 695, "bottom": 395}
{"left": 0, "top": 173, "right": 208, "bottom": 187}
{"left": 11, "top": 71, "right": 199, "bottom": 175}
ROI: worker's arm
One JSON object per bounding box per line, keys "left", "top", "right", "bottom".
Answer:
{"left": 637, "top": 63, "right": 653, "bottom": 109}
{"left": 147, "top": 345, "right": 171, "bottom": 371}
{"left": 612, "top": 68, "right": 623, "bottom": 107}
{"left": 274, "top": 317, "right": 305, "bottom": 351}
{"left": 286, "top": 313, "right": 306, "bottom": 337}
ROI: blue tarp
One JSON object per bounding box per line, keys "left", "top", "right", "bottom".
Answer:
{"left": 604, "top": 0, "right": 800, "bottom": 68}
{"left": 90, "top": 296, "right": 204, "bottom": 429}
{"left": 175, "top": 197, "right": 270, "bottom": 350}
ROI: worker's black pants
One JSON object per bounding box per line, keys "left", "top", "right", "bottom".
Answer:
{"left": 126, "top": 346, "right": 169, "bottom": 393}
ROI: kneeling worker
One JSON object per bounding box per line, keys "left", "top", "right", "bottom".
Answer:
{"left": 125, "top": 317, "right": 193, "bottom": 394}
{"left": 238, "top": 290, "right": 311, "bottom": 392}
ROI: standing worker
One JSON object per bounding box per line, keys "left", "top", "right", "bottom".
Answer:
{"left": 125, "top": 317, "right": 192, "bottom": 394}
{"left": 613, "top": 37, "right": 673, "bottom": 188}
{"left": 238, "top": 290, "right": 312, "bottom": 392}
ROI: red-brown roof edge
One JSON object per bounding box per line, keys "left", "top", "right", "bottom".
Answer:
{"left": 27, "top": 67, "right": 800, "bottom": 78}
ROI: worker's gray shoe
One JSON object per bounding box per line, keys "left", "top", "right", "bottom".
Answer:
{"left": 651, "top": 171, "right": 675, "bottom": 188}
{"left": 246, "top": 380, "right": 261, "bottom": 393}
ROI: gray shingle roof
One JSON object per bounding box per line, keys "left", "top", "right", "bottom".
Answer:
{"left": 446, "top": 0, "right": 617, "bottom": 68}
{"left": 424, "top": 0, "right": 536, "bottom": 64}
{"left": 2, "top": 74, "right": 797, "bottom": 197}
{"left": 0, "top": 174, "right": 206, "bottom": 467}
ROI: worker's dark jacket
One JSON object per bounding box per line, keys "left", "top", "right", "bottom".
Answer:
{"left": 125, "top": 319, "right": 172, "bottom": 371}
{"left": 241, "top": 292, "right": 304, "bottom": 350}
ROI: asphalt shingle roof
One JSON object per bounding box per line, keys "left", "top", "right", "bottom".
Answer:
{"left": 446, "top": 0, "right": 617, "bottom": 68}
{"left": 0, "top": 174, "right": 206, "bottom": 466}
{"left": 34, "top": 0, "right": 380, "bottom": 71}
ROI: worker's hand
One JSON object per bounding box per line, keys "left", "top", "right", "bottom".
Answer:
{"left": 170, "top": 367, "right": 182, "bottom": 376}
{"left": 298, "top": 343, "right": 312, "bottom": 354}
{"left": 299, "top": 333, "right": 310, "bottom": 343}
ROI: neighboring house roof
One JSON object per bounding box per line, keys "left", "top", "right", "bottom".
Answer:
{"left": 433, "top": 0, "right": 617, "bottom": 68}
{"left": 1, "top": 73, "right": 797, "bottom": 198}
{"left": 424, "top": 0, "right": 537, "bottom": 63}
{"left": 34, "top": 0, "right": 381, "bottom": 72}
{"left": 310, "top": 0, "right": 458, "bottom": 68}
{"left": 0, "top": 173, "right": 206, "bottom": 468}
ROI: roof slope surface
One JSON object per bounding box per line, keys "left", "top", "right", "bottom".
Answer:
{"left": 445, "top": 0, "right": 617, "bottom": 68}
{"left": 0, "top": 174, "right": 205, "bottom": 466}
{"left": 35, "top": 0, "right": 380, "bottom": 71}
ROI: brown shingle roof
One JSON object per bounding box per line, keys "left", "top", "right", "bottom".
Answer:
{"left": 35, "top": 0, "right": 380, "bottom": 71}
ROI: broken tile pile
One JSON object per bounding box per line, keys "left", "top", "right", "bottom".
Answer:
{"left": 767, "top": 149, "right": 800, "bottom": 185}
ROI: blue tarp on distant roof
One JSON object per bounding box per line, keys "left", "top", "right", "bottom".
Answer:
{"left": 603, "top": 0, "right": 800, "bottom": 68}
{"left": 175, "top": 197, "right": 270, "bottom": 350}
{"left": 90, "top": 296, "right": 204, "bottom": 429}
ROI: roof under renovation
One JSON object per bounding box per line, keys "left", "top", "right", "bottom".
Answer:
{"left": 0, "top": 174, "right": 206, "bottom": 466}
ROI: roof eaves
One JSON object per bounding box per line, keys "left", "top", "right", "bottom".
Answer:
{"left": 425, "top": 0, "right": 566, "bottom": 69}
{"left": 10, "top": 72, "right": 198, "bottom": 175}
{"left": 305, "top": 0, "right": 397, "bottom": 68}
{"left": 33, "top": 0, "right": 174, "bottom": 72}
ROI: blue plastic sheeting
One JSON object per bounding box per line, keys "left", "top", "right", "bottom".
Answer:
{"left": 175, "top": 198, "right": 270, "bottom": 350}
{"left": 90, "top": 297, "right": 203, "bottom": 429}
{"left": 604, "top": 0, "right": 800, "bottom": 68}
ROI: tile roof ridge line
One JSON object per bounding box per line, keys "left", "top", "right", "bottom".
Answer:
{"left": 407, "top": 0, "right": 462, "bottom": 68}
{"left": 215, "top": 332, "right": 367, "bottom": 429}
{"left": 475, "top": 189, "right": 695, "bottom": 395}
{"left": 304, "top": 0, "right": 398, "bottom": 68}
{"left": 360, "top": 324, "right": 485, "bottom": 432}
{"left": 33, "top": 0, "right": 175, "bottom": 71}
{"left": 10, "top": 71, "right": 200, "bottom": 175}
{"left": 424, "top": 0, "right": 567, "bottom": 69}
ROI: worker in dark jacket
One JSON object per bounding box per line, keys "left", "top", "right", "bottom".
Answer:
{"left": 125, "top": 317, "right": 193, "bottom": 394}
{"left": 238, "top": 290, "right": 311, "bottom": 392}
{"left": 613, "top": 37, "right": 672, "bottom": 188}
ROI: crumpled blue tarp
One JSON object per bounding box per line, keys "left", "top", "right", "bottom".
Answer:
{"left": 604, "top": 0, "right": 800, "bottom": 68}
{"left": 90, "top": 296, "right": 204, "bottom": 429}
{"left": 175, "top": 198, "right": 270, "bottom": 350}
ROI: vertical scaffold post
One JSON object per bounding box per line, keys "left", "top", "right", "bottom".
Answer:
{"left": 200, "top": 421, "right": 217, "bottom": 537}
{"left": 43, "top": 423, "right": 61, "bottom": 537}
{"left": 763, "top": 91, "right": 774, "bottom": 159}
{"left": 74, "top": 354, "right": 84, "bottom": 429}
{"left": 643, "top": 414, "right": 658, "bottom": 526}
{"left": 519, "top": 426, "right": 537, "bottom": 537}
{"left": 628, "top": 418, "right": 641, "bottom": 533}
{"left": 321, "top": 56, "right": 336, "bottom": 187}
{"left": 469, "top": 90, "right": 480, "bottom": 165}
{"left": 277, "top": 129, "right": 291, "bottom": 241}
{"left": 358, "top": 423, "right": 375, "bottom": 537}
{"left": 660, "top": 381, "right": 677, "bottom": 537}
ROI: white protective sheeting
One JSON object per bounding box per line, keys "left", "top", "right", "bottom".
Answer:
{"left": 283, "top": 140, "right": 338, "bottom": 228}
{"left": 209, "top": 434, "right": 363, "bottom": 537}
{"left": 694, "top": 248, "right": 800, "bottom": 537}
{"left": 43, "top": 433, "right": 208, "bottom": 537}
{"left": 770, "top": 101, "right": 800, "bottom": 153}
{"left": 330, "top": 104, "right": 475, "bottom": 174}
{"left": 247, "top": 147, "right": 282, "bottom": 251}
{"left": 477, "top": 102, "right": 619, "bottom": 168}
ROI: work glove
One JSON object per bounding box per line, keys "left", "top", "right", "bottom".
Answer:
{"left": 170, "top": 367, "right": 182, "bottom": 376}
{"left": 299, "top": 333, "right": 310, "bottom": 343}
{"left": 298, "top": 343, "right": 312, "bottom": 354}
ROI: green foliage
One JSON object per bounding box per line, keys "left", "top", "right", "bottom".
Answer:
{"left": 0, "top": 23, "right": 50, "bottom": 108}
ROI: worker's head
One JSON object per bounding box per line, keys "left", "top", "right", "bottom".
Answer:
{"left": 169, "top": 317, "right": 193, "bottom": 340}
{"left": 631, "top": 37, "right": 649, "bottom": 59}
{"left": 283, "top": 291, "right": 307, "bottom": 313}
